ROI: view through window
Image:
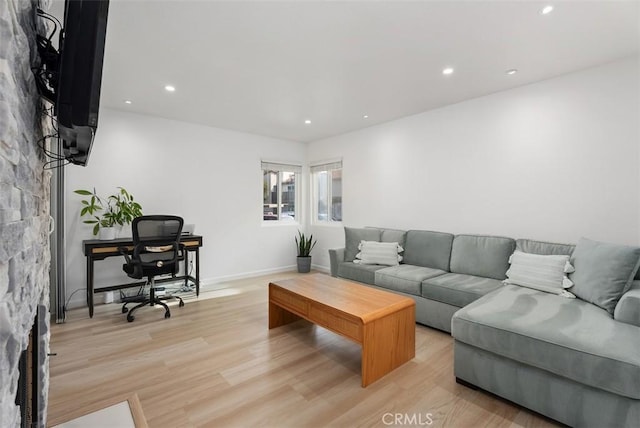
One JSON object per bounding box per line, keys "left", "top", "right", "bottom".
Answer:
{"left": 311, "top": 160, "right": 342, "bottom": 223}
{"left": 262, "top": 161, "right": 301, "bottom": 221}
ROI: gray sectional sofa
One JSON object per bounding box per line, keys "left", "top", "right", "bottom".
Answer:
{"left": 328, "top": 227, "right": 640, "bottom": 428}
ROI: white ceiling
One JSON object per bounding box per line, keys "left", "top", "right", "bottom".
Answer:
{"left": 53, "top": 1, "right": 640, "bottom": 143}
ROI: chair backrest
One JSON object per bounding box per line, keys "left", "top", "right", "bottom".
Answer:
{"left": 131, "top": 215, "right": 184, "bottom": 277}
{"left": 133, "top": 215, "right": 183, "bottom": 243}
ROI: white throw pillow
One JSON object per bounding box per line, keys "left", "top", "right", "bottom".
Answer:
{"left": 504, "top": 250, "right": 576, "bottom": 298}
{"left": 354, "top": 241, "right": 403, "bottom": 266}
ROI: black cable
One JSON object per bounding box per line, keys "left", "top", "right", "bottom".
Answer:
{"left": 44, "top": 158, "right": 70, "bottom": 170}
{"left": 63, "top": 288, "right": 86, "bottom": 312}
{"left": 36, "top": 134, "right": 65, "bottom": 161}
{"left": 36, "top": 8, "right": 61, "bottom": 42}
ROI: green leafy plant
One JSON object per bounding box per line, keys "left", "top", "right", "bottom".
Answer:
{"left": 74, "top": 187, "right": 143, "bottom": 236}
{"left": 295, "top": 230, "right": 317, "bottom": 257}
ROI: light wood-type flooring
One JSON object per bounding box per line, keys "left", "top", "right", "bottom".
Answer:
{"left": 48, "top": 271, "right": 559, "bottom": 428}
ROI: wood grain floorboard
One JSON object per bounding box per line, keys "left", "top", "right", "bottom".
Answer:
{"left": 48, "top": 272, "right": 559, "bottom": 428}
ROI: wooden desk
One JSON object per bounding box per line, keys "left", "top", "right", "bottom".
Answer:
{"left": 269, "top": 274, "right": 415, "bottom": 387}
{"left": 82, "top": 235, "right": 203, "bottom": 318}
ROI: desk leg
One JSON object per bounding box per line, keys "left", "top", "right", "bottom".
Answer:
{"left": 87, "top": 256, "right": 95, "bottom": 318}
{"left": 195, "top": 248, "right": 200, "bottom": 297}
{"left": 184, "top": 250, "right": 189, "bottom": 288}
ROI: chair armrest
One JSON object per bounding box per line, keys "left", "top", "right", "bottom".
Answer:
{"left": 614, "top": 286, "right": 640, "bottom": 327}
{"left": 328, "top": 248, "right": 345, "bottom": 277}
{"left": 118, "top": 246, "right": 132, "bottom": 265}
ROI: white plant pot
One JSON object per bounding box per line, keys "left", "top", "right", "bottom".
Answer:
{"left": 99, "top": 226, "right": 116, "bottom": 240}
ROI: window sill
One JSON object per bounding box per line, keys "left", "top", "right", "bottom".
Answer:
{"left": 311, "top": 222, "right": 343, "bottom": 228}
{"left": 261, "top": 220, "right": 301, "bottom": 228}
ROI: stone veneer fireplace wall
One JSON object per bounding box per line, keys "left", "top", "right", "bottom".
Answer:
{"left": 1, "top": 0, "right": 53, "bottom": 426}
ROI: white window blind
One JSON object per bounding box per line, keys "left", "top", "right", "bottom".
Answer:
{"left": 310, "top": 160, "right": 342, "bottom": 173}
{"left": 261, "top": 161, "right": 302, "bottom": 174}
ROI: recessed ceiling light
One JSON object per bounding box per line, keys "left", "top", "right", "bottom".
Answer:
{"left": 164, "top": 85, "right": 176, "bottom": 92}
{"left": 541, "top": 5, "right": 553, "bottom": 15}
{"left": 506, "top": 69, "right": 518, "bottom": 75}
{"left": 442, "top": 67, "right": 454, "bottom": 75}
{"left": 363, "top": 115, "right": 369, "bottom": 119}
{"left": 304, "top": 119, "right": 311, "bottom": 125}
{"left": 124, "top": 100, "right": 132, "bottom": 104}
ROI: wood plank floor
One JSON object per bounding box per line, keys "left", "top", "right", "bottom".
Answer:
{"left": 48, "top": 272, "right": 559, "bottom": 428}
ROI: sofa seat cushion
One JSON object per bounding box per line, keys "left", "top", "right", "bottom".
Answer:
{"left": 337, "top": 262, "right": 385, "bottom": 285}
{"left": 452, "top": 284, "right": 640, "bottom": 399}
{"left": 422, "top": 273, "right": 504, "bottom": 308}
{"left": 375, "top": 265, "right": 446, "bottom": 296}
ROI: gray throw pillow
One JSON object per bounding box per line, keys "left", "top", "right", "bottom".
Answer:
{"left": 569, "top": 238, "right": 640, "bottom": 315}
{"left": 344, "top": 227, "right": 380, "bottom": 262}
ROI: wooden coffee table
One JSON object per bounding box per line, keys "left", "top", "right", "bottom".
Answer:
{"left": 269, "top": 274, "right": 415, "bottom": 387}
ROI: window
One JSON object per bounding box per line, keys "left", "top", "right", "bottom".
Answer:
{"left": 262, "top": 161, "right": 301, "bottom": 222}
{"left": 311, "top": 160, "right": 342, "bottom": 223}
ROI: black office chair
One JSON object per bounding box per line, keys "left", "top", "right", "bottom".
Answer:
{"left": 119, "top": 215, "right": 185, "bottom": 322}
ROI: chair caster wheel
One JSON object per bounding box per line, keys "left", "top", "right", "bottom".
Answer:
{"left": 127, "top": 314, "right": 135, "bottom": 322}
{"left": 122, "top": 307, "right": 128, "bottom": 313}
{"left": 179, "top": 301, "right": 185, "bottom": 307}
{"left": 164, "top": 312, "right": 171, "bottom": 319}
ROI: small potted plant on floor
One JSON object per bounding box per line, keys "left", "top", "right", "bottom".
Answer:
{"left": 74, "top": 187, "right": 143, "bottom": 239}
{"left": 295, "top": 230, "right": 317, "bottom": 273}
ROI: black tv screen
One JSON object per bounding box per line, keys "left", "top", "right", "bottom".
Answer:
{"left": 56, "top": 0, "right": 109, "bottom": 166}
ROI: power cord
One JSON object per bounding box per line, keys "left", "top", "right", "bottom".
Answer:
{"left": 62, "top": 288, "right": 86, "bottom": 312}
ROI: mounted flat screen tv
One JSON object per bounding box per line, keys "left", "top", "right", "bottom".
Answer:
{"left": 56, "top": 0, "right": 109, "bottom": 166}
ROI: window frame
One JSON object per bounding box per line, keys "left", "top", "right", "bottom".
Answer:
{"left": 261, "top": 161, "right": 301, "bottom": 224}
{"left": 311, "top": 160, "right": 343, "bottom": 225}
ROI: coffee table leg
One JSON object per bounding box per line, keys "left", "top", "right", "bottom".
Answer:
{"left": 269, "top": 301, "right": 302, "bottom": 329}
{"left": 361, "top": 306, "right": 415, "bottom": 387}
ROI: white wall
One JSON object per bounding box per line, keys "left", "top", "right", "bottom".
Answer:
{"left": 64, "top": 58, "right": 640, "bottom": 304}
{"left": 64, "top": 109, "right": 306, "bottom": 308}
{"left": 308, "top": 58, "right": 640, "bottom": 269}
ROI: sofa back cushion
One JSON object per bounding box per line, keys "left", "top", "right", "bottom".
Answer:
{"left": 516, "top": 238, "right": 574, "bottom": 256}
{"left": 403, "top": 230, "right": 454, "bottom": 271}
{"left": 344, "top": 227, "right": 381, "bottom": 262}
{"left": 450, "top": 234, "right": 515, "bottom": 280}
{"left": 380, "top": 228, "right": 407, "bottom": 248}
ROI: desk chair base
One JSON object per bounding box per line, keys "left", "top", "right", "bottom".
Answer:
{"left": 122, "top": 278, "right": 184, "bottom": 322}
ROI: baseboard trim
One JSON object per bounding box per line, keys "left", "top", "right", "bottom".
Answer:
{"left": 200, "top": 265, "right": 297, "bottom": 288}
{"left": 311, "top": 264, "right": 330, "bottom": 274}
{"left": 66, "top": 265, "right": 311, "bottom": 308}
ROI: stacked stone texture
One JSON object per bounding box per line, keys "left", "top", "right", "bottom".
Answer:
{"left": 0, "top": 1, "right": 52, "bottom": 427}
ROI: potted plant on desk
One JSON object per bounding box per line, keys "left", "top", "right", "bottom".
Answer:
{"left": 74, "top": 187, "right": 143, "bottom": 239}
{"left": 295, "top": 230, "right": 317, "bottom": 273}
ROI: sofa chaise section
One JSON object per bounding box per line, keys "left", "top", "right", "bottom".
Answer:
{"left": 452, "top": 283, "right": 640, "bottom": 427}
